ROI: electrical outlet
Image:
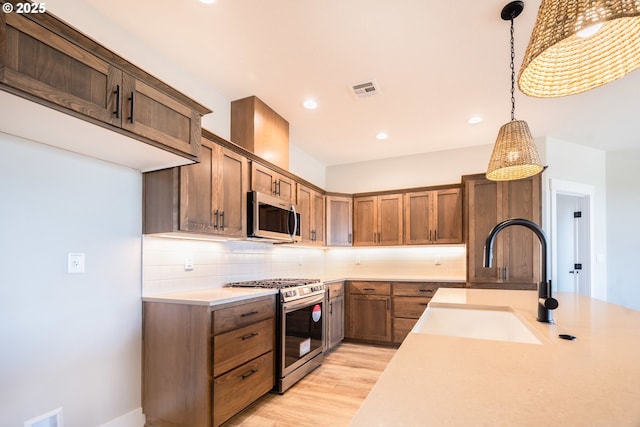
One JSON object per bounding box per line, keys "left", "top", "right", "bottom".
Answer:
{"left": 184, "top": 256, "right": 194, "bottom": 271}
{"left": 67, "top": 253, "right": 85, "bottom": 274}
{"left": 355, "top": 256, "right": 361, "bottom": 265}
{"left": 434, "top": 255, "right": 442, "bottom": 265}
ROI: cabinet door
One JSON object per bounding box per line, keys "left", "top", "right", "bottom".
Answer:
{"left": 326, "top": 196, "right": 353, "bottom": 246}
{"left": 378, "top": 194, "right": 404, "bottom": 245}
{"left": 312, "top": 191, "right": 325, "bottom": 245}
{"left": 405, "top": 191, "right": 433, "bottom": 244}
{"left": 297, "top": 185, "right": 313, "bottom": 242}
{"left": 251, "top": 162, "right": 276, "bottom": 195}
{"left": 276, "top": 175, "right": 296, "bottom": 204}
{"left": 2, "top": 13, "right": 121, "bottom": 126}
{"left": 433, "top": 188, "right": 463, "bottom": 244}
{"left": 353, "top": 196, "right": 377, "bottom": 246}
{"left": 501, "top": 176, "right": 541, "bottom": 285}
{"left": 328, "top": 295, "right": 344, "bottom": 350}
{"left": 121, "top": 74, "right": 201, "bottom": 158}
{"left": 347, "top": 294, "right": 392, "bottom": 342}
{"left": 466, "top": 178, "right": 501, "bottom": 284}
{"left": 179, "top": 141, "right": 215, "bottom": 233}
{"left": 217, "top": 147, "right": 248, "bottom": 237}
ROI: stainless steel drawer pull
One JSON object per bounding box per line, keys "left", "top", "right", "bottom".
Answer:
{"left": 241, "top": 332, "right": 259, "bottom": 340}
{"left": 241, "top": 369, "right": 258, "bottom": 380}
{"left": 241, "top": 310, "right": 259, "bottom": 317}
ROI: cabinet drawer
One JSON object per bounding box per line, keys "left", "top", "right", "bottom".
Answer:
{"left": 349, "top": 281, "right": 390, "bottom": 295}
{"left": 393, "top": 297, "right": 431, "bottom": 318}
{"left": 212, "top": 351, "right": 274, "bottom": 427}
{"left": 213, "top": 296, "right": 275, "bottom": 335}
{"left": 393, "top": 317, "right": 419, "bottom": 343}
{"left": 393, "top": 282, "right": 440, "bottom": 297}
{"left": 326, "top": 282, "right": 344, "bottom": 298}
{"left": 213, "top": 318, "right": 274, "bottom": 377}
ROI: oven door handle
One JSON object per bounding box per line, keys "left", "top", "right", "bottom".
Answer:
{"left": 282, "top": 293, "right": 324, "bottom": 311}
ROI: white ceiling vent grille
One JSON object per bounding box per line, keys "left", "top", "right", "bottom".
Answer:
{"left": 351, "top": 80, "right": 379, "bottom": 99}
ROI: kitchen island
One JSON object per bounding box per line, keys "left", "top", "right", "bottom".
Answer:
{"left": 350, "top": 288, "right": 640, "bottom": 426}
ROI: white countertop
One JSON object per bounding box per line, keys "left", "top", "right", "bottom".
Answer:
{"left": 351, "top": 288, "right": 640, "bottom": 426}
{"left": 142, "top": 287, "right": 278, "bottom": 306}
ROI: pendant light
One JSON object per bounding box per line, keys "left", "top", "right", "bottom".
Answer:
{"left": 486, "top": 1, "right": 543, "bottom": 182}
{"left": 519, "top": 1, "right": 640, "bottom": 97}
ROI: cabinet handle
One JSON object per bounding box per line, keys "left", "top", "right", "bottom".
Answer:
{"left": 272, "top": 181, "right": 277, "bottom": 195}
{"left": 419, "top": 289, "right": 433, "bottom": 293}
{"left": 434, "top": 230, "right": 437, "bottom": 242}
{"left": 348, "top": 233, "right": 352, "bottom": 244}
{"left": 220, "top": 211, "right": 225, "bottom": 230}
{"left": 241, "top": 310, "right": 259, "bottom": 317}
{"left": 214, "top": 209, "right": 219, "bottom": 230}
{"left": 363, "top": 288, "right": 376, "bottom": 291}
{"left": 128, "top": 92, "right": 135, "bottom": 123}
{"left": 113, "top": 85, "right": 121, "bottom": 118}
{"left": 329, "top": 301, "right": 333, "bottom": 314}
{"left": 505, "top": 266, "right": 509, "bottom": 281}
{"left": 429, "top": 229, "right": 432, "bottom": 241}
{"left": 241, "top": 332, "right": 259, "bottom": 340}
{"left": 240, "top": 369, "right": 258, "bottom": 380}
{"left": 419, "top": 302, "right": 429, "bottom": 306}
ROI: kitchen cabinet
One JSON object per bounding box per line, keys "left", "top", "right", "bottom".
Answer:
{"left": 391, "top": 282, "right": 465, "bottom": 343}
{"left": 325, "top": 281, "right": 345, "bottom": 352}
{"left": 326, "top": 195, "right": 353, "bottom": 246}
{"left": 465, "top": 174, "right": 541, "bottom": 289}
{"left": 353, "top": 194, "right": 404, "bottom": 246}
{"left": 251, "top": 161, "right": 296, "bottom": 204}
{"left": 142, "top": 295, "right": 275, "bottom": 427}
{"left": 231, "top": 95, "right": 289, "bottom": 170}
{"left": 0, "top": 9, "right": 208, "bottom": 161}
{"left": 345, "top": 281, "right": 392, "bottom": 343}
{"left": 143, "top": 134, "right": 249, "bottom": 237}
{"left": 404, "top": 187, "right": 463, "bottom": 245}
{"left": 297, "top": 184, "right": 325, "bottom": 245}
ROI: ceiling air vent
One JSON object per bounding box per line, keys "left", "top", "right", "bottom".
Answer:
{"left": 351, "top": 80, "right": 379, "bottom": 99}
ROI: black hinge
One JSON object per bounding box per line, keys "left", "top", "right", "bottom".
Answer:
{"left": 574, "top": 263, "right": 582, "bottom": 270}
{"left": 574, "top": 211, "right": 582, "bottom": 218}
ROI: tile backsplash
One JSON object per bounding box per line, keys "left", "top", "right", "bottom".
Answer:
{"left": 142, "top": 236, "right": 466, "bottom": 295}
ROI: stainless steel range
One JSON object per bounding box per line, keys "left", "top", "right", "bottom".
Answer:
{"left": 226, "top": 278, "right": 325, "bottom": 393}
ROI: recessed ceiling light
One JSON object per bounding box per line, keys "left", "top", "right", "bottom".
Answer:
{"left": 303, "top": 99, "right": 318, "bottom": 110}
{"left": 376, "top": 132, "right": 389, "bottom": 140}
{"left": 468, "top": 116, "right": 483, "bottom": 125}
{"left": 200, "top": 0, "right": 215, "bottom": 4}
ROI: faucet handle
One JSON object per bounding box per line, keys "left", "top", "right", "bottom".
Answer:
{"left": 539, "top": 297, "right": 559, "bottom": 310}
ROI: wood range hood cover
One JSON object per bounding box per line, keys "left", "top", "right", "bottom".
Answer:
{"left": 230, "top": 96, "right": 290, "bottom": 170}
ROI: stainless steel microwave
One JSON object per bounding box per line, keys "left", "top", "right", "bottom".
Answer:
{"left": 247, "top": 191, "right": 301, "bottom": 242}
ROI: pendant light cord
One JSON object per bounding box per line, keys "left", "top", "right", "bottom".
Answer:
{"left": 510, "top": 17, "right": 516, "bottom": 121}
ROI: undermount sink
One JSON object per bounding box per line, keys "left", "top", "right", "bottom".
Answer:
{"left": 412, "top": 303, "right": 542, "bottom": 345}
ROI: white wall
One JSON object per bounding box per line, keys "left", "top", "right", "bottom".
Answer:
{"left": 0, "top": 134, "right": 144, "bottom": 427}
{"left": 325, "top": 144, "right": 493, "bottom": 193}
{"left": 289, "top": 143, "right": 327, "bottom": 189}
{"left": 538, "top": 137, "right": 608, "bottom": 301}
{"left": 606, "top": 148, "right": 640, "bottom": 310}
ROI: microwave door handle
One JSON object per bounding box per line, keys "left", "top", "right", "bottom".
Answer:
{"left": 289, "top": 205, "right": 298, "bottom": 240}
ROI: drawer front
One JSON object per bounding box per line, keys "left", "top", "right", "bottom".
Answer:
{"left": 393, "top": 297, "right": 431, "bottom": 318}
{"left": 393, "top": 317, "right": 419, "bottom": 343}
{"left": 326, "top": 282, "right": 344, "bottom": 298}
{"left": 213, "top": 351, "right": 274, "bottom": 427}
{"left": 349, "top": 281, "right": 390, "bottom": 295}
{"left": 213, "top": 296, "right": 275, "bottom": 335}
{"left": 213, "top": 318, "right": 274, "bottom": 377}
{"left": 393, "top": 282, "right": 440, "bottom": 297}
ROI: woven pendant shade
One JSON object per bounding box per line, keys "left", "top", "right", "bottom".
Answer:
{"left": 486, "top": 120, "right": 543, "bottom": 181}
{"left": 519, "top": 0, "right": 640, "bottom": 97}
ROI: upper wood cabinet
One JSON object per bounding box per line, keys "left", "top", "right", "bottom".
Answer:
{"left": 0, "top": 8, "right": 209, "bottom": 161}
{"left": 326, "top": 195, "right": 353, "bottom": 246}
{"left": 143, "top": 135, "right": 249, "bottom": 238}
{"left": 465, "top": 174, "right": 541, "bottom": 289}
{"left": 404, "top": 187, "right": 463, "bottom": 245}
{"left": 353, "top": 194, "right": 403, "bottom": 246}
{"left": 297, "top": 184, "right": 325, "bottom": 245}
{"left": 231, "top": 96, "right": 289, "bottom": 170}
{"left": 251, "top": 162, "right": 296, "bottom": 204}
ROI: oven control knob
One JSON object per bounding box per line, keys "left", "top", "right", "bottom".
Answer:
{"left": 285, "top": 290, "right": 296, "bottom": 298}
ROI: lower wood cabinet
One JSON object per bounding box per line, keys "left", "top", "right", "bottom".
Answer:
{"left": 142, "top": 295, "right": 275, "bottom": 427}
{"left": 325, "top": 281, "right": 345, "bottom": 351}
{"left": 346, "top": 281, "right": 465, "bottom": 345}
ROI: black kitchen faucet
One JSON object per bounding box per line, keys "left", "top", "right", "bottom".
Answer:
{"left": 483, "top": 218, "right": 559, "bottom": 323}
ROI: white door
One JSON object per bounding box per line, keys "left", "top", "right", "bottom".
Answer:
{"left": 556, "top": 194, "right": 590, "bottom": 296}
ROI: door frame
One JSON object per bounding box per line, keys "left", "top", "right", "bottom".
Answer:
{"left": 549, "top": 179, "right": 596, "bottom": 297}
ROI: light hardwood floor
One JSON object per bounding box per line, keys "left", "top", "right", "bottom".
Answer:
{"left": 223, "top": 343, "right": 397, "bottom": 427}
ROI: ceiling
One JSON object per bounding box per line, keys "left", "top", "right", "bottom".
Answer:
{"left": 45, "top": 0, "right": 640, "bottom": 167}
